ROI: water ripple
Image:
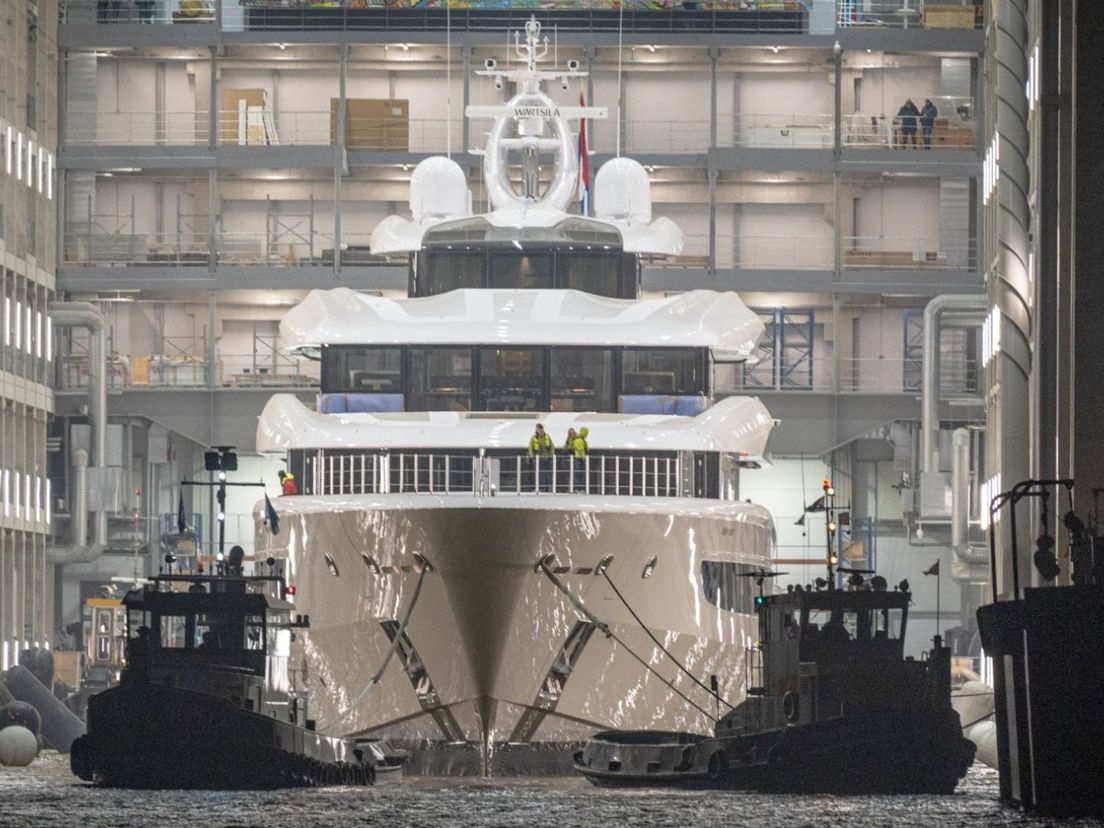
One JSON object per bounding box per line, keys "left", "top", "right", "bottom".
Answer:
{"left": 0, "top": 755, "right": 1098, "bottom": 828}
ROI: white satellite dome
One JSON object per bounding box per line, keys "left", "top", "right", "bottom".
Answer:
{"left": 410, "top": 156, "right": 472, "bottom": 223}
{"left": 594, "top": 157, "right": 652, "bottom": 225}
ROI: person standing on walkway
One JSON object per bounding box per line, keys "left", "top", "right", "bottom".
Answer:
{"left": 528, "top": 423, "right": 554, "bottom": 492}
{"left": 571, "top": 427, "right": 589, "bottom": 491}
{"left": 920, "top": 98, "right": 938, "bottom": 149}
{"left": 897, "top": 99, "right": 920, "bottom": 149}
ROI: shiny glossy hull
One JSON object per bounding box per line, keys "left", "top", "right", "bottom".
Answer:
{"left": 255, "top": 494, "right": 772, "bottom": 760}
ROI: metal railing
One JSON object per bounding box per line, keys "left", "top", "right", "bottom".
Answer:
{"left": 727, "top": 114, "right": 834, "bottom": 149}
{"left": 61, "top": 230, "right": 399, "bottom": 268}
{"left": 307, "top": 450, "right": 683, "bottom": 498}
{"left": 56, "top": 333, "right": 318, "bottom": 390}
{"left": 836, "top": 0, "right": 981, "bottom": 29}
{"left": 220, "top": 3, "right": 813, "bottom": 35}
{"left": 61, "top": 0, "right": 214, "bottom": 25}
{"left": 735, "top": 355, "right": 980, "bottom": 394}
{"left": 843, "top": 236, "right": 977, "bottom": 271}
{"left": 843, "top": 114, "right": 977, "bottom": 151}
{"left": 65, "top": 112, "right": 208, "bottom": 146}
{"left": 678, "top": 234, "right": 835, "bottom": 270}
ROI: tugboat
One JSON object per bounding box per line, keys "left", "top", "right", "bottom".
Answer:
{"left": 71, "top": 455, "right": 401, "bottom": 789}
{"left": 574, "top": 481, "right": 976, "bottom": 794}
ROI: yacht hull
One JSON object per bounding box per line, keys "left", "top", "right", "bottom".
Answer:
{"left": 256, "top": 494, "right": 772, "bottom": 771}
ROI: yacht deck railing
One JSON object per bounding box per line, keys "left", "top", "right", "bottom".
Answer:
{"left": 305, "top": 449, "right": 684, "bottom": 498}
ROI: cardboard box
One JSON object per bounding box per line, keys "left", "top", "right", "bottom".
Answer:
{"left": 331, "top": 98, "right": 409, "bottom": 151}
{"left": 221, "top": 88, "right": 268, "bottom": 143}
{"left": 53, "top": 650, "right": 83, "bottom": 690}
{"left": 923, "top": 5, "right": 975, "bottom": 29}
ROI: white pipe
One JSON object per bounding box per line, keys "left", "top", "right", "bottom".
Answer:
{"left": 921, "top": 295, "right": 986, "bottom": 474}
{"left": 951, "top": 428, "right": 970, "bottom": 552}
{"left": 49, "top": 302, "right": 108, "bottom": 550}
{"left": 70, "top": 448, "right": 88, "bottom": 548}
{"left": 47, "top": 449, "right": 104, "bottom": 565}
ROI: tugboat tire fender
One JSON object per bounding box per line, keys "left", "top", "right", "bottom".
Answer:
{"left": 783, "top": 691, "right": 800, "bottom": 722}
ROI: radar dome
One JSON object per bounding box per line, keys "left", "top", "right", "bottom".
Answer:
{"left": 594, "top": 158, "right": 652, "bottom": 225}
{"left": 410, "top": 157, "right": 471, "bottom": 224}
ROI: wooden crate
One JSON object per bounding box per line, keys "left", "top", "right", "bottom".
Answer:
{"left": 330, "top": 99, "right": 409, "bottom": 151}
{"left": 923, "top": 5, "right": 975, "bottom": 29}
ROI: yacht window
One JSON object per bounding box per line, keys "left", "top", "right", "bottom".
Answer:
{"left": 324, "top": 347, "right": 402, "bottom": 394}
{"left": 550, "top": 348, "right": 613, "bottom": 412}
{"left": 408, "top": 347, "right": 473, "bottom": 411}
{"left": 622, "top": 349, "right": 705, "bottom": 396}
{"left": 417, "top": 250, "right": 483, "bottom": 296}
{"left": 700, "top": 561, "right": 760, "bottom": 614}
{"left": 489, "top": 252, "right": 553, "bottom": 289}
{"left": 478, "top": 347, "right": 545, "bottom": 411}
{"left": 559, "top": 252, "right": 620, "bottom": 297}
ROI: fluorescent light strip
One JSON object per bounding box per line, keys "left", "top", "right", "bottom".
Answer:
{"left": 4, "top": 127, "right": 11, "bottom": 175}
{"left": 46, "top": 316, "right": 52, "bottom": 361}
{"left": 25, "top": 140, "right": 33, "bottom": 187}
{"left": 36, "top": 148, "right": 43, "bottom": 193}
{"left": 46, "top": 478, "right": 51, "bottom": 524}
{"left": 47, "top": 152, "right": 53, "bottom": 200}
{"left": 3, "top": 297, "right": 10, "bottom": 346}
{"left": 25, "top": 306, "right": 32, "bottom": 353}
{"left": 35, "top": 311, "right": 42, "bottom": 358}
{"left": 16, "top": 132, "right": 23, "bottom": 180}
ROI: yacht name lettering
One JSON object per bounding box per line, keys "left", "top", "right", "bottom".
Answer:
{"left": 513, "top": 106, "right": 561, "bottom": 118}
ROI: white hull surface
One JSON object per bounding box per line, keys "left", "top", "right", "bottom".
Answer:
{"left": 256, "top": 494, "right": 772, "bottom": 754}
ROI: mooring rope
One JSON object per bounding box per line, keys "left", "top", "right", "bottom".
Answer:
{"left": 601, "top": 570, "right": 736, "bottom": 712}
{"left": 325, "top": 561, "right": 430, "bottom": 728}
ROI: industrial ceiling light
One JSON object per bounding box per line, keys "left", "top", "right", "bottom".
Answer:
{"left": 647, "top": 44, "right": 656, "bottom": 53}
{"left": 770, "top": 45, "right": 780, "bottom": 54}
{"left": 277, "top": 43, "right": 287, "bottom": 50}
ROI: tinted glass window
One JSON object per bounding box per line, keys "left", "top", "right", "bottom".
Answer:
{"left": 478, "top": 348, "right": 545, "bottom": 411}
{"left": 489, "top": 252, "right": 553, "bottom": 289}
{"left": 560, "top": 253, "right": 621, "bottom": 297}
{"left": 621, "top": 349, "right": 705, "bottom": 396}
{"left": 324, "top": 347, "right": 402, "bottom": 393}
{"left": 408, "top": 347, "right": 473, "bottom": 411}
{"left": 550, "top": 348, "right": 613, "bottom": 412}
{"left": 700, "top": 561, "right": 759, "bottom": 614}
{"left": 417, "top": 250, "right": 483, "bottom": 296}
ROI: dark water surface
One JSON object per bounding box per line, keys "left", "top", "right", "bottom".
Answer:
{"left": 3, "top": 755, "right": 1102, "bottom": 828}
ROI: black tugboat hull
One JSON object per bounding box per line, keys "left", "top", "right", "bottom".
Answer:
{"left": 576, "top": 708, "right": 976, "bottom": 794}
{"left": 70, "top": 684, "right": 390, "bottom": 789}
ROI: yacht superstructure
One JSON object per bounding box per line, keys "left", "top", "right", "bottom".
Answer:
{"left": 254, "top": 18, "right": 779, "bottom": 773}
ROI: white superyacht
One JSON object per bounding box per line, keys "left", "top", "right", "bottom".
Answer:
{"left": 255, "top": 19, "right": 778, "bottom": 773}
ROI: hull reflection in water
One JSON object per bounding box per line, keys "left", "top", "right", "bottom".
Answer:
{"left": 256, "top": 495, "right": 771, "bottom": 772}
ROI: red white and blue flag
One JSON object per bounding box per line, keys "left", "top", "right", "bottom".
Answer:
{"left": 577, "top": 92, "right": 590, "bottom": 216}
